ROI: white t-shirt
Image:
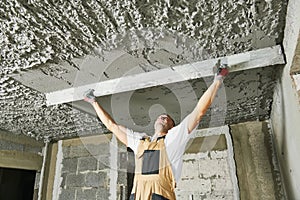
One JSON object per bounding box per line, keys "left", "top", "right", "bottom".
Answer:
{"left": 126, "top": 116, "right": 196, "bottom": 182}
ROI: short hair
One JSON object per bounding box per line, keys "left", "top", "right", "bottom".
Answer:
{"left": 160, "top": 113, "right": 176, "bottom": 127}
{"left": 169, "top": 116, "right": 176, "bottom": 127}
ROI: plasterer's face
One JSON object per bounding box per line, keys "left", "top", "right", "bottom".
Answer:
{"left": 154, "top": 114, "right": 175, "bottom": 132}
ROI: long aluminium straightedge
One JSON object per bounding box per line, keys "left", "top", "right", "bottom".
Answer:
{"left": 45, "top": 45, "right": 285, "bottom": 106}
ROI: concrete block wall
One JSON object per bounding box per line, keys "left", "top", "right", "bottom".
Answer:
{"left": 176, "top": 151, "right": 234, "bottom": 200}
{"left": 60, "top": 143, "right": 110, "bottom": 200}
{"left": 175, "top": 127, "right": 236, "bottom": 200}
{"left": 54, "top": 135, "right": 128, "bottom": 200}
{"left": 0, "top": 130, "right": 44, "bottom": 200}
{"left": 0, "top": 130, "right": 44, "bottom": 157}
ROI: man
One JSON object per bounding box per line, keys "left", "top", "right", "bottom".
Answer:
{"left": 84, "top": 65, "right": 229, "bottom": 200}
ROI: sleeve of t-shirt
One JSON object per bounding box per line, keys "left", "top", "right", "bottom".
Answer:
{"left": 126, "top": 128, "right": 148, "bottom": 155}
{"left": 165, "top": 115, "right": 197, "bottom": 162}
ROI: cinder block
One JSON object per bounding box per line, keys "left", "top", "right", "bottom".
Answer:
{"left": 59, "top": 188, "right": 76, "bottom": 200}
{"left": 96, "top": 187, "right": 110, "bottom": 200}
{"left": 78, "top": 156, "right": 97, "bottom": 171}
{"left": 211, "top": 178, "right": 234, "bottom": 193}
{"left": 86, "top": 143, "right": 110, "bottom": 156}
{"left": 117, "top": 171, "right": 127, "bottom": 184}
{"left": 198, "top": 159, "right": 229, "bottom": 179}
{"left": 77, "top": 188, "right": 97, "bottom": 200}
{"left": 175, "top": 191, "right": 209, "bottom": 200}
{"left": 62, "top": 146, "right": 71, "bottom": 158}
{"left": 66, "top": 173, "right": 85, "bottom": 187}
{"left": 185, "top": 134, "right": 227, "bottom": 153}
{"left": 97, "top": 155, "right": 110, "bottom": 170}
{"left": 70, "top": 146, "right": 91, "bottom": 158}
{"left": 62, "top": 158, "right": 78, "bottom": 173}
{"left": 118, "top": 152, "right": 128, "bottom": 169}
{"left": 85, "top": 172, "right": 107, "bottom": 188}
{"left": 188, "top": 193, "right": 208, "bottom": 200}
{"left": 210, "top": 150, "right": 228, "bottom": 159}
{"left": 181, "top": 158, "right": 199, "bottom": 179}
{"left": 192, "top": 193, "right": 225, "bottom": 200}
{"left": 177, "top": 178, "right": 211, "bottom": 193}
{"left": 209, "top": 191, "right": 233, "bottom": 199}
{"left": 63, "top": 145, "right": 92, "bottom": 158}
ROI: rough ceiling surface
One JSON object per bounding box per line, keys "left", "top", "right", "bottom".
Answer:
{"left": 0, "top": 0, "right": 287, "bottom": 141}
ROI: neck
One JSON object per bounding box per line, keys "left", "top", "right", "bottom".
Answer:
{"left": 154, "top": 129, "right": 167, "bottom": 137}
{"left": 152, "top": 132, "right": 166, "bottom": 141}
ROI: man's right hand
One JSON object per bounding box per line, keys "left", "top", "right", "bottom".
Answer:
{"left": 214, "top": 64, "right": 229, "bottom": 81}
{"left": 84, "top": 89, "right": 96, "bottom": 103}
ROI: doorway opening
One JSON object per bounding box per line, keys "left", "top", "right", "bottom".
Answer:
{"left": 0, "top": 167, "right": 36, "bottom": 200}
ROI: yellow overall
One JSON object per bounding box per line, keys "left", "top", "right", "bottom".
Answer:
{"left": 130, "top": 136, "right": 176, "bottom": 200}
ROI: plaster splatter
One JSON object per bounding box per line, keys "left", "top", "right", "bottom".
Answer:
{"left": 0, "top": 0, "right": 287, "bottom": 140}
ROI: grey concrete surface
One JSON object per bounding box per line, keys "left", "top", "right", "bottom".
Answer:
{"left": 231, "top": 121, "right": 285, "bottom": 200}
{"left": 0, "top": 0, "right": 287, "bottom": 140}
{"left": 271, "top": 0, "right": 300, "bottom": 198}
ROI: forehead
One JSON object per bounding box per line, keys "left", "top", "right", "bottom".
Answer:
{"left": 157, "top": 114, "right": 171, "bottom": 119}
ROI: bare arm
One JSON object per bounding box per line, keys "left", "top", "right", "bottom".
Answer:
{"left": 187, "top": 65, "right": 229, "bottom": 133}
{"left": 84, "top": 89, "right": 128, "bottom": 146}
{"left": 187, "top": 79, "right": 222, "bottom": 133}
{"left": 91, "top": 102, "right": 128, "bottom": 145}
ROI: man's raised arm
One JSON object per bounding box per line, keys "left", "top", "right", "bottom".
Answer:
{"left": 84, "top": 89, "right": 128, "bottom": 146}
{"left": 187, "top": 66, "right": 229, "bottom": 133}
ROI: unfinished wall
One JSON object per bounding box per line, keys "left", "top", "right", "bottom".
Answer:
{"left": 176, "top": 127, "right": 235, "bottom": 200}
{"left": 270, "top": 0, "right": 300, "bottom": 198}
{"left": 43, "top": 122, "right": 285, "bottom": 199}
{"left": 46, "top": 134, "right": 128, "bottom": 200}
{"left": 44, "top": 128, "right": 237, "bottom": 200}
{"left": 176, "top": 121, "right": 285, "bottom": 200}
{"left": 231, "top": 121, "right": 285, "bottom": 200}
{"left": 41, "top": 134, "right": 132, "bottom": 200}
{"left": 0, "top": 129, "right": 44, "bottom": 199}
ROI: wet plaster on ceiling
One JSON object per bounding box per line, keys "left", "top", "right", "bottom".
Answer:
{"left": 0, "top": 0, "right": 287, "bottom": 141}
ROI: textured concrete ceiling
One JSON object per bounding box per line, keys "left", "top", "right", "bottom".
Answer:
{"left": 0, "top": 0, "right": 287, "bottom": 141}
